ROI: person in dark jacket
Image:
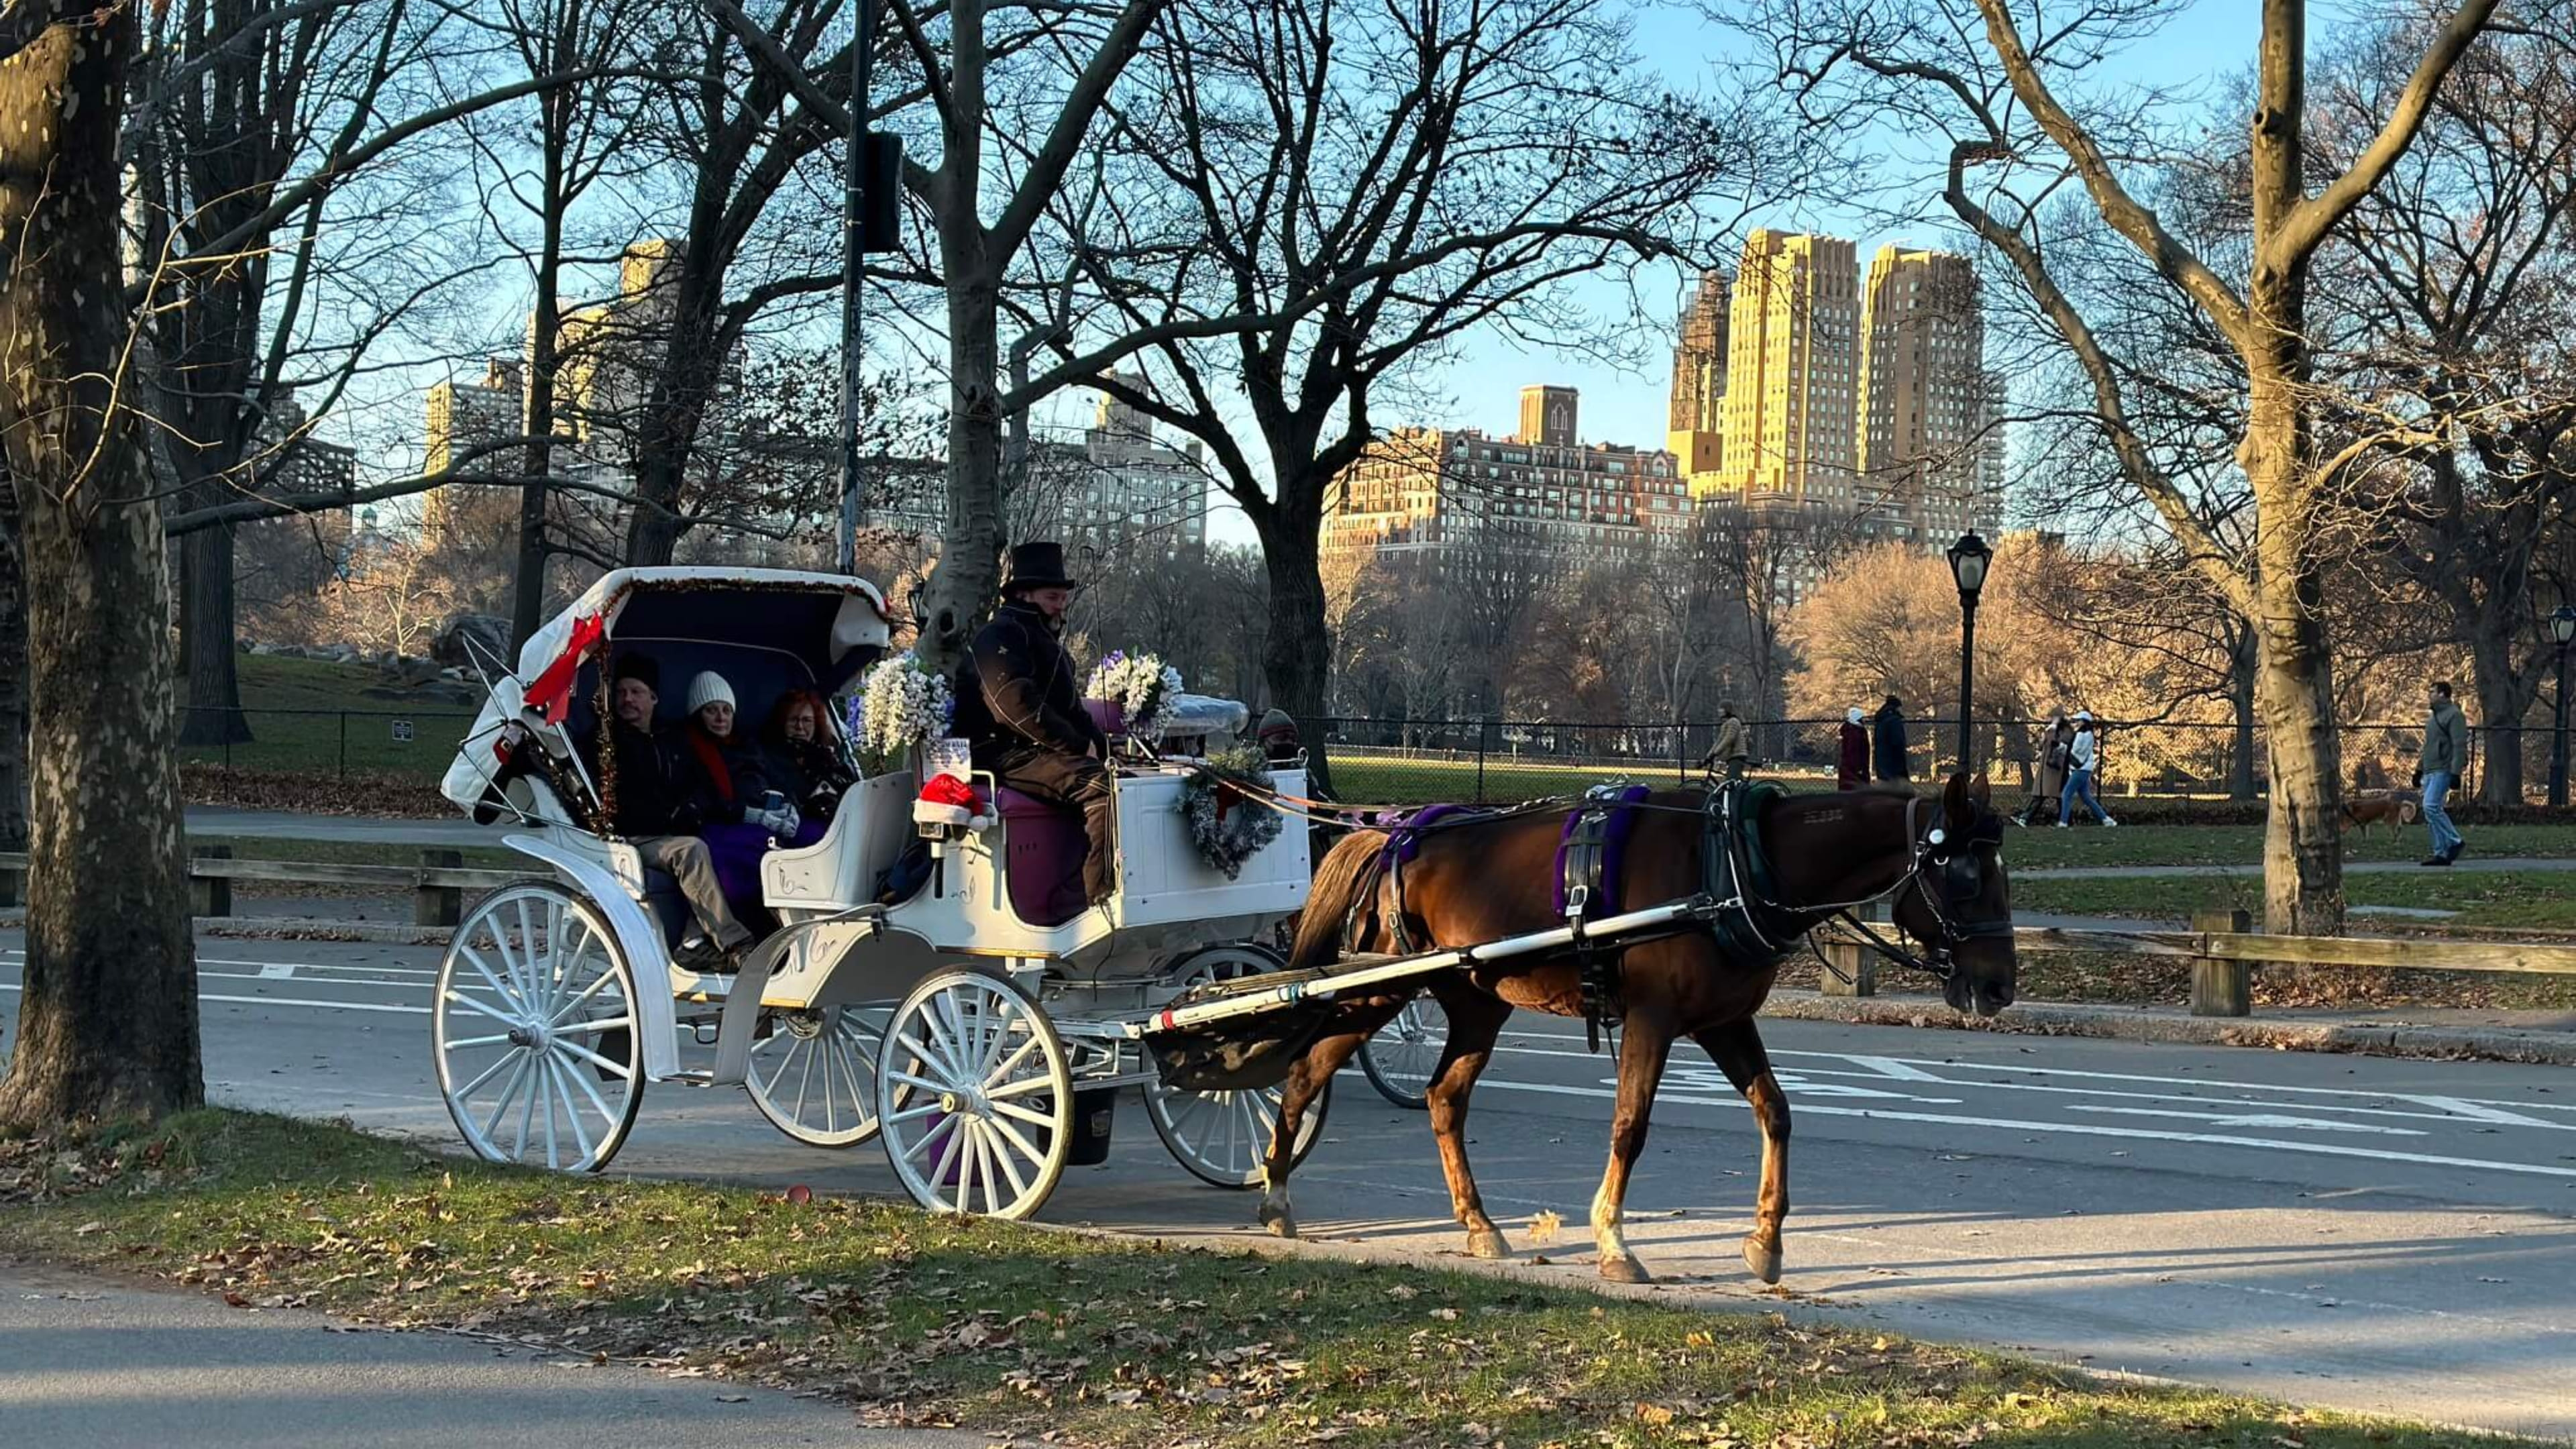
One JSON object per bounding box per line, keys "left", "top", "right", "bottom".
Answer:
{"left": 762, "top": 688, "right": 853, "bottom": 846}
{"left": 1836, "top": 706, "right": 1869, "bottom": 791}
{"left": 954, "top": 542, "right": 1116, "bottom": 904}
{"left": 1872, "top": 695, "right": 1911, "bottom": 783}
{"left": 1701, "top": 704, "right": 1750, "bottom": 780}
{"left": 1256, "top": 707, "right": 1303, "bottom": 765}
{"left": 576, "top": 653, "right": 753, "bottom": 967}
{"left": 2416, "top": 680, "right": 2469, "bottom": 865}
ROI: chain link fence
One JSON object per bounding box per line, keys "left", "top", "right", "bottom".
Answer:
{"left": 178, "top": 707, "right": 479, "bottom": 782}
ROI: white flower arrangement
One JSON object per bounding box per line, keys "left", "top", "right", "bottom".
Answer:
{"left": 1084, "top": 649, "right": 1185, "bottom": 740}
{"left": 854, "top": 651, "right": 953, "bottom": 773}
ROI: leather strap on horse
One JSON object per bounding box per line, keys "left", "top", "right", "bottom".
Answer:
{"left": 1560, "top": 785, "right": 1625, "bottom": 1051}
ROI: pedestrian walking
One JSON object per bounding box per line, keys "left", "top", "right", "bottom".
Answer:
{"left": 1701, "top": 704, "right": 1750, "bottom": 781}
{"left": 2028, "top": 709, "right": 2073, "bottom": 826}
{"left": 2416, "top": 680, "right": 2468, "bottom": 866}
{"left": 2057, "top": 709, "right": 2115, "bottom": 827}
{"left": 1836, "top": 706, "right": 1869, "bottom": 791}
{"left": 1872, "top": 695, "right": 1910, "bottom": 783}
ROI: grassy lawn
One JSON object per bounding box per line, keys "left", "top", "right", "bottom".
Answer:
{"left": 2012, "top": 869, "right": 2576, "bottom": 930}
{"left": 2006, "top": 821, "right": 2576, "bottom": 871}
{"left": 184, "top": 655, "right": 480, "bottom": 783}
{"left": 0, "top": 1110, "right": 2477, "bottom": 1449}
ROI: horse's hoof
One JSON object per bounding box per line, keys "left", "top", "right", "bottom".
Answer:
{"left": 1466, "top": 1227, "right": 1511, "bottom": 1260}
{"left": 1260, "top": 1206, "right": 1299, "bottom": 1240}
{"left": 1599, "top": 1254, "right": 1651, "bottom": 1285}
{"left": 1742, "top": 1236, "right": 1782, "bottom": 1285}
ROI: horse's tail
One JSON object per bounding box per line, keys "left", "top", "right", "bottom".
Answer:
{"left": 1287, "top": 828, "right": 1389, "bottom": 972}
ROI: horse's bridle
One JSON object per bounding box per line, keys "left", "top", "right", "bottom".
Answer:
{"left": 1827, "top": 795, "right": 2010, "bottom": 982}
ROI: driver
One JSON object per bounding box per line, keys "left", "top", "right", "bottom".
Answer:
{"left": 953, "top": 541, "right": 1114, "bottom": 905}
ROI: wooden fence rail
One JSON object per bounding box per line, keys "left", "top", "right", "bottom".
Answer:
{"left": 8, "top": 853, "right": 2576, "bottom": 1015}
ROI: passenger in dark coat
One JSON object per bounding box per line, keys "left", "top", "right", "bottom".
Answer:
{"left": 1836, "top": 706, "right": 1869, "bottom": 792}
{"left": 953, "top": 542, "right": 1116, "bottom": 904}
{"left": 1872, "top": 696, "right": 1911, "bottom": 783}
{"left": 762, "top": 688, "right": 854, "bottom": 847}
{"left": 575, "top": 653, "right": 753, "bottom": 964}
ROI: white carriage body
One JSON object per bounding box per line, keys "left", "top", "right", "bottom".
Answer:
{"left": 437, "top": 565, "right": 1310, "bottom": 1087}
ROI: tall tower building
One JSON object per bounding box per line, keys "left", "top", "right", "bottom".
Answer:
{"left": 1709, "top": 229, "right": 1859, "bottom": 505}
{"left": 1666, "top": 269, "right": 1729, "bottom": 480}
{"left": 1856, "top": 244, "right": 2000, "bottom": 538}
{"left": 1518, "top": 384, "right": 1578, "bottom": 447}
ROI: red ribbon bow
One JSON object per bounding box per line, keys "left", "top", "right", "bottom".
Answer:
{"left": 523, "top": 612, "right": 606, "bottom": 725}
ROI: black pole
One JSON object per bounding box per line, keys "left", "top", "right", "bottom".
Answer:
{"left": 1957, "top": 595, "right": 1978, "bottom": 775}
{"left": 2553, "top": 640, "right": 2569, "bottom": 809}
{"left": 836, "top": 0, "right": 877, "bottom": 574}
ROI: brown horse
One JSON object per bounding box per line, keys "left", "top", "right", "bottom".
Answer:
{"left": 1256, "top": 773, "right": 2016, "bottom": 1285}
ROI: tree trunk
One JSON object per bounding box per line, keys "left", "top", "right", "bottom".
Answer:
{"left": 0, "top": 3, "right": 205, "bottom": 1125}
{"left": 0, "top": 465, "right": 25, "bottom": 851}
{"left": 511, "top": 141, "right": 567, "bottom": 653}
{"left": 2243, "top": 359, "right": 2344, "bottom": 934}
{"left": 2228, "top": 625, "right": 2259, "bottom": 802}
{"left": 1252, "top": 498, "right": 1334, "bottom": 794}
{"left": 176, "top": 521, "right": 251, "bottom": 743}
{"left": 2465, "top": 623, "right": 2527, "bottom": 810}
{"left": 914, "top": 258, "right": 1004, "bottom": 676}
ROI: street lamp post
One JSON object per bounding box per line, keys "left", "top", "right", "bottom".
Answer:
{"left": 1947, "top": 531, "right": 1992, "bottom": 776}
{"left": 2552, "top": 606, "right": 2575, "bottom": 808}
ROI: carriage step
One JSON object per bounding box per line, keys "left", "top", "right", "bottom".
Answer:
{"left": 665, "top": 1069, "right": 714, "bottom": 1086}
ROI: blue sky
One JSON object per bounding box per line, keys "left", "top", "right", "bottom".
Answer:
{"left": 1195, "top": 0, "right": 2267, "bottom": 545}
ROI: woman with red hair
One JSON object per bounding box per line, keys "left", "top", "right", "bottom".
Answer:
{"left": 762, "top": 689, "right": 854, "bottom": 848}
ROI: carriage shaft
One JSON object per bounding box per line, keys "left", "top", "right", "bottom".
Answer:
{"left": 1132, "top": 895, "right": 1723, "bottom": 1037}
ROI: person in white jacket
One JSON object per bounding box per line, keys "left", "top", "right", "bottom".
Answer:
{"left": 2057, "top": 710, "right": 2117, "bottom": 827}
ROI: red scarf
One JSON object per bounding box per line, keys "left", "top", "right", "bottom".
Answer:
{"left": 686, "top": 724, "right": 735, "bottom": 805}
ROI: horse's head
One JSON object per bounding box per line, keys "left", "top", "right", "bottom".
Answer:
{"left": 1890, "top": 771, "right": 2017, "bottom": 1018}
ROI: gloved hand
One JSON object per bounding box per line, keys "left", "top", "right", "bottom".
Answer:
{"left": 775, "top": 802, "right": 802, "bottom": 839}
{"left": 752, "top": 804, "right": 802, "bottom": 839}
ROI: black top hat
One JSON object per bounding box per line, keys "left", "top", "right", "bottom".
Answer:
{"left": 1004, "top": 541, "right": 1079, "bottom": 592}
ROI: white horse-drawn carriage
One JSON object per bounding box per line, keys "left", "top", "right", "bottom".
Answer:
{"left": 433, "top": 567, "right": 1328, "bottom": 1218}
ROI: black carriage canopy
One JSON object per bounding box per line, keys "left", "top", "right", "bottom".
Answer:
{"left": 574, "top": 582, "right": 890, "bottom": 739}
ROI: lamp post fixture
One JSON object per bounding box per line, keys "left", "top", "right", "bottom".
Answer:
{"left": 2552, "top": 606, "right": 2575, "bottom": 808}
{"left": 1947, "top": 531, "right": 1993, "bottom": 775}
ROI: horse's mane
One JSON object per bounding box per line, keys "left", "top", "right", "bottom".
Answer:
{"left": 1287, "top": 828, "right": 1389, "bottom": 973}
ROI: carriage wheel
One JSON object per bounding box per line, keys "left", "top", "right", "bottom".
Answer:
{"left": 1143, "top": 944, "right": 1330, "bottom": 1189}
{"left": 874, "top": 971, "right": 1071, "bottom": 1220}
{"left": 433, "top": 883, "right": 643, "bottom": 1173}
{"left": 1358, "top": 997, "right": 1449, "bottom": 1110}
{"left": 745, "top": 1006, "right": 885, "bottom": 1148}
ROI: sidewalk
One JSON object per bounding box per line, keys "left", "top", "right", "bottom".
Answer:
{"left": 0, "top": 1264, "right": 987, "bottom": 1449}
{"left": 1765, "top": 988, "right": 2576, "bottom": 1065}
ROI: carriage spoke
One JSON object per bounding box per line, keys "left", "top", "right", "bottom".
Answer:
{"left": 554, "top": 1048, "right": 619, "bottom": 1133}
{"left": 985, "top": 1074, "right": 1061, "bottom": 1100}
{"left": 547, "top": 954, "right": 621, "bottom": 1026}
{"left": 443, "top": 1032, "right": 513, "bottom": 1051}
{"left": 794, "top": 1035, "right": 818, "bottom": 1124}
{"left": 896, "top": 1029, "right": 965, "bottom": 1082}
{"left": 458, "top": 944, "right": 519, "bottom": 1007}
{"left": 553, "top": 1015, "right": 633, "bottom": 1036}
{"left": 514, "top": 896, "right": 541, "bottom": 1005}
{"left": 981, "top": 1112, "right": 1048, "bottom": 1178}
{"left": 537, "top": 900, "right": 568, "bottom": 1014}
{"left": 513, "top": 1051, "right": 540, "bottom": 1161}
{"left": 479, "top": 1053, "right": 531, "bottom": 1143}
{"left": 441, "top": 989, "right": 523, "bottom": 1028}
{"left": 986, "top": 1032, "right": 1041, "bottom": 1084}
{"left": 538, "top": 1057, "right": 564, "bottom": 1170}
{"left": 888, "top": 1067, "right": 953, "bottom": 1096}
{"left": 548, "top": 1055, "right": 596, "bottom": 1165}
{"left": 887, "top": 1099, "right": 945, "bottom": 1125}
{"left": 987, "top": 1098, "right": 1059, "bottom": 1132}
{"left": 928, "top": 1123, "right": 966, "bottom": 1210}
{"left": 450, "top": 1046, "right": 521, "bottom": 1100}
{"left": 552, "top": 1035, "right": 633, "bottom": 1081}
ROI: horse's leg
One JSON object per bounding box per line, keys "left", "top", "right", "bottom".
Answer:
{"left": 1422, "top": 983, "right": 1515, "bottom": 1259}
{"left": 1697, "top": 1018, "right": 1790, "bottom": 1284}
{"left": 1591, "top": 1012, "right": 1674, "bottom": 1284}
{"left": 1258, "top": 997, "right": 1404, "bottom": 1240}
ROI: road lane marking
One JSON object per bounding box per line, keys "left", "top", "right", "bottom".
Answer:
{"left": 0, "top": 982, "right": 425, "bottom": 1016}
{"left": 1845, "top": 1055, "right": 1945, "bottom": 1081}
{"left": 258, "top": 964, "right": 296, "bottom": 980}
{"left": 1474, "top": 1077, "right": 2576, "bottom": 1180}
{"left": 2402, "top": 1095, "right": 2562, "bottom": 1129}
{"left": 1764, "top": 1049, "right": 2576, "bottom": 1118}
{"left": 2063, "top": 1105, "right": 2425, "bottom": 1136}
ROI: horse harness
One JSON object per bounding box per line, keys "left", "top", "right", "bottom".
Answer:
{"left": 1352, "top": 780, "right": 2006, "bottom": 1053}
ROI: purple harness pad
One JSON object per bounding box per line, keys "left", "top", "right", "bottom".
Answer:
{"left": 1372, "top": 803, "right": 1481, "bottom": 867}
{"left": 1554, "top": 785, "right": 1653, "bottom": 917}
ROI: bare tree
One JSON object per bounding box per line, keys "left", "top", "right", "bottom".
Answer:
{"left": 1754, "top": 0, "right": 2506, "bottom": 932}
{"left": 1067, "top": 0, "right": 1783, "bottom": 786}
{"left": 0, "top": 472, "right": 22, "bottom": 856}
{"left": 0, "top": 0, "right": 203, "bottom": 1124}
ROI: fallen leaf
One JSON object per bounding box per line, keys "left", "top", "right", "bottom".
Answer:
{"left": 1528, "top": 1209, "right": 1562, "bottom": 1244}
{"left": 1637, "top": 1403, "right": 1677, "bottom": 1426}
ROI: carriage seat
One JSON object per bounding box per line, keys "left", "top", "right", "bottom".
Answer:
{"left": 995, "top": 785, "right": 1089, "bottom": 927}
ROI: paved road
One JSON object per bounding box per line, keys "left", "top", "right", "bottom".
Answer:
{"left": 7, "top": 930, "right": 2575, "bottom": 1440}
{"left": 0, "top": 1263, "right": 980, "bottom": 1448}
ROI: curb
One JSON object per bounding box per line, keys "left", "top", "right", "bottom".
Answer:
{"left": 1762, "top": 989, "right": 2576, "bottom": 1067}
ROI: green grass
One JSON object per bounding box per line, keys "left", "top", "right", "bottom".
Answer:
{"left": 2006, "top": 821, "right": 2576, "bottom": 871}
{"left": 2013, "top": 869, "right": 2576, "bottom": 930}
{"left": 0, "top": 1110, "right": 2485, "bottom": 1449}
{"left": 182, "top": 655, "right": 479, "bottom": 782}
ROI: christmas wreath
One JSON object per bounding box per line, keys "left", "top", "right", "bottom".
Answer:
{"left": 1181, "top": 743, "right": 1285, "bottom": 879}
